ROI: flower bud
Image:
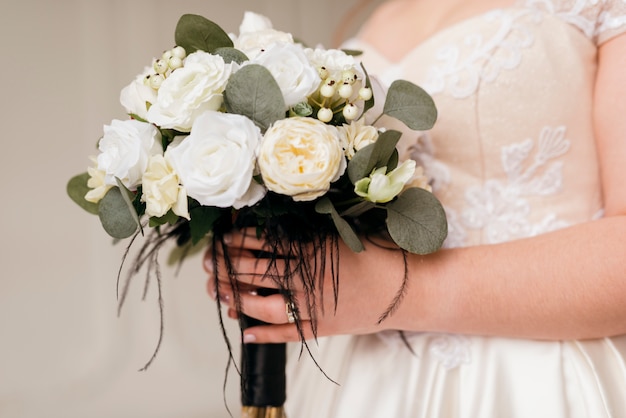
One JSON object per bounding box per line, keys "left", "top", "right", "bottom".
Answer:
{"left": 342, "top": 103, "right": 358, "bottom": 120}
{"left": 320, "top": 83, "right": 336, "bottom": 98}
{"left": 149, "top": 74, "right": 165, "bottom": 89}
{"left": 318, "top": 66, "right": 329, "bottom": 80}
{"left": 153, "top": 59, "right": 169, "bottom": 75}
{"left": 317, "top": 107, "right": 333, "bottom": 123}
{"left": 168, "top": 56, "right": 183, "bottom": 70}
{"left": 342, "top": 70, "right": 357, "bottom": 84}
{"left": 338, "top": 83, "right": 353, "bottom": 99}
{"left": 171, "top": 46, "right": 186, "bottom": 59}
{"left": 358, "top": 87, "right": 373, "bottom": 101}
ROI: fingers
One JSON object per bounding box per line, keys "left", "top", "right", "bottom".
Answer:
{"left": 243, "top": 322, "right": 316, "bottom": 344}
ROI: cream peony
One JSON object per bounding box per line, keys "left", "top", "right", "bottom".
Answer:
{"left": 233, "top": 11, "right": 294, "bottom": 59}
{"left": 119, "top": 65, "right": 158, "bottom": 120}
{"left": 147, "top": 51, "right": 235, "bottom": 131}
{"left": 258, "top": 117, "right": 346, "bottom": 201}
{"left": 166, "top": 111, "right": 266, "bottom": 209}
{"left": 354, "top": 160, "right": 416, "bottom": 203}
{"left": 338, "top": 119, "right": 379, "bottom": 159}
{"left": 252, "top": 43, "right": 320, "bottom": 107}
{"left": 141, "top": 154, "right": 190, "bottom": 219}
{"left": 96, "top": 119, "right": 162, "bottom": 190}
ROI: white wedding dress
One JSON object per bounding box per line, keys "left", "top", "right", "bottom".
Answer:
{"left": 285, "top": 1, "right": 626, "bottom": 417}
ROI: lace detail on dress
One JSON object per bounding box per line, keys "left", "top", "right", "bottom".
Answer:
{"left": 462, "top": 126, "right": 571, "bottom": 244}
{"left": 429, "top": 334, "right": 472, "bottom": 369}
{"left": 422, "top": 9, "right": 538, "bottom": 98}
{"left": 522, "top": 0, "right": 626, "bottom": 43}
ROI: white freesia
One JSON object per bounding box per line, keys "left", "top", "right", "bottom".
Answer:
{"left": 258, "top": 117, "right": 346, "bottom": 201}
{"left": 233, "top": 11, "right": 293, "bottom": 59}
{"left": 141, "top": 154, "right": 190, "bottom": 219}
{"left": 338, "top": 119, "right": 379, "bottom": 159}
{"left": 96, "top": 119, "right": 162, "bottom": 190}
{"left": 252, "top": 43, "right": 320, "bottom": 107}
{"left": 120, "top": 65, "right": 158, "bottom": 120}
{"left": 85, "top": 157, "right": 112, "bottom": 203}
{"left": 166, "top": 111, "right": 266, "bottom": 209}
{"left": 147, "top": 51, "right": 235, "bottom": 131}
{"left": 354, "top": 160, "right": 416, "bottom": 203}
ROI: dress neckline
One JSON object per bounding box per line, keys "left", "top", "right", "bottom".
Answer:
{"left": 351, "top": 3, "right": 526, "bottom": 66}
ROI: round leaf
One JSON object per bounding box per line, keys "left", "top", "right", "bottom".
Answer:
{"left": 214, "top": 47, "right": 249, "bottom": 64}
{"left": 383, "top": 80, "right": 437, "bottom": 131}
{"left": 223, "top": 64, "right": 286, "bottom": 132}
{"left": 174, "top": 14, "right": 233, "bottom": 54}
{"left": 98, "top": 187, "right": 139, "bottom": 239}
{"left": 386, "top": 188, "right": 447, "bottom": 254}
{"left": 67, "top": 172, "right": 99, "bottom": 215}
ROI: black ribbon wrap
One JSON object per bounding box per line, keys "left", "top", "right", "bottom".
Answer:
{"left": 240, "top": 289, "right": 287, "bottom": 408}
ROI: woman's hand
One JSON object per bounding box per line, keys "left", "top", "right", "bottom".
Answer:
{"left": 203, "top": 229, "right": 416, "bottom": 344}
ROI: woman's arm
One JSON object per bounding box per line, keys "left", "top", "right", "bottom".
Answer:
{"left": 206, "top": 34, "right": 626, "bottom": 344}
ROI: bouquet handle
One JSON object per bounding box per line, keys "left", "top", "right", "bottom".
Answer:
{"left": 240, "top": 288, "right": 287, "bottom": 418}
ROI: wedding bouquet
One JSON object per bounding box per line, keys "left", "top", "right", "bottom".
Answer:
{"left": 67, "top": 11, "right": 447, "bottom": 416}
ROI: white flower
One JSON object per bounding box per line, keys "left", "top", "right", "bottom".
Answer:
{"left": 258, "top": 117, "right": 346, "bottom": 201}
{"left": 232, "top": 11, "right": 294, "bottom": 59}
{"left": 252, "top": 43, "right": 320, "bottom": 107}
{"left": 354, "top": 160, "right": 416, "bottom": 203}
{"left": 96, "top": 119, "right": 162, "bottom": 190}
{"left": 166, "top": 111, "right": 266, "bottom": 209}
{"left": 338, "top": 119, "right": 379, "bottom": 159}
{"left": 85, "top": 157, "right": 112, "bottom": 203}
{"left": 305, "top": 47, "right": 364, "bottom": 83}
{"left": 147, "top": 51, "right": 235, "bottom": 131}
{"left": 120, "top": 65, "right": 158, "bottom": 120}
{"left": 141, "top": 154, "right": 189, "bottom": 219}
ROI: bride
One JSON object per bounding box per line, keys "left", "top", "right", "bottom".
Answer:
{"left": 206, "top": 0, "right": 626, "bottom": 416}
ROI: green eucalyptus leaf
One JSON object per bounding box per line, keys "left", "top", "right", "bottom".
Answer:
{"left": 98, "top": 187, "right": 139, "bottom": 239}
{"left": 67, "top": 172, "right": 99, "bottom": 215}
{"left": 386, "top": 188, "right": 447, "bottom": 254}
{"left": 115, "top": 178, "right": 142, "bottom": 233}
{"left": 149, "top": 210, "right": 180, "bottom": 227}
{"left": 348, "top": 129, "right": 402, "bottom": 183}
{"left": 383, "top": 80, "right": 437, "bottom": 131}
{"left": 189, "top": 206, "right": 222, "bottom": 245}
{"left": 315, "top": 198, "right": 364, "bottom": 252}
{"left": 223, "top": 64, "right": 286, "bottom": 132}
{"left": 214, "top": 47, "right": 249, "bottom": 64}
{"left": 174, "top": 14, "right": 233, "bottom": 54}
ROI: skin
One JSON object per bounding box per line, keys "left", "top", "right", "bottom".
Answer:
{"left": 204, "top": 0, "right": 626, "bottom": 344}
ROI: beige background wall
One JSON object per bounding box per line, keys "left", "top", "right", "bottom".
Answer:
{"left": 0, "top": 1, "right": 382, "bottom": 417}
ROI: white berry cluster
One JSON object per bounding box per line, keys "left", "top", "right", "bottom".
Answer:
{"left": 144, "top": 46, "right": 187, "bottom": 90}
{"left": 313, "top": 67, "right": 373, "bottom": 123}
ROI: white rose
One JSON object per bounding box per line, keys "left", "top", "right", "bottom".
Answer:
{"left": 147, "top": 51, "right": 235, "bottom": 131}
{"left": 258, "top": 117, "right": 346, "bottom": 201}
{"left": 354, "top": 160, "right": 416, "bottom": 203}
{"left": 96, "top": 119, "right": 162, "bottom": 190}
{"left": 233, "top": 12, "right": 294, "bottom": 60}
{"left": 304, "top": 47, "right": 364, "bottom": 82}
{"left": 252, "top": 43, "right": 320, "bottom": 107}
{"left": 166, "top": 111, "right": 266, "bottom": 209}
{"left": 119, "top": 65, "right": 157, "bottom": 120}
{"left": 338, "top": 119, "right": 379, "bottom": 159}
{"left": 141, "top": 154, "right": 190, "bottom": 219}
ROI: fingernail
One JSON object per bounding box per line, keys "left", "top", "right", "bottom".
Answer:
{"left": 243, "top": 333, "right": 256, "bottom": 344}
{"left": 204, "top": 258, "right": 213, "bottom": 272}
{"left": 223, "top": 233, "right": 232, "bottom": 244}
{"left": 208, "top": 287, "right": 217, "bottom": 300}
{"left": 218, "top": 292, "right": 230, "bottom": 303}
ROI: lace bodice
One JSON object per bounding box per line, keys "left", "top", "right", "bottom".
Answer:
{"left": 346, "top": 0, "right": 626, "bottom": 248}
